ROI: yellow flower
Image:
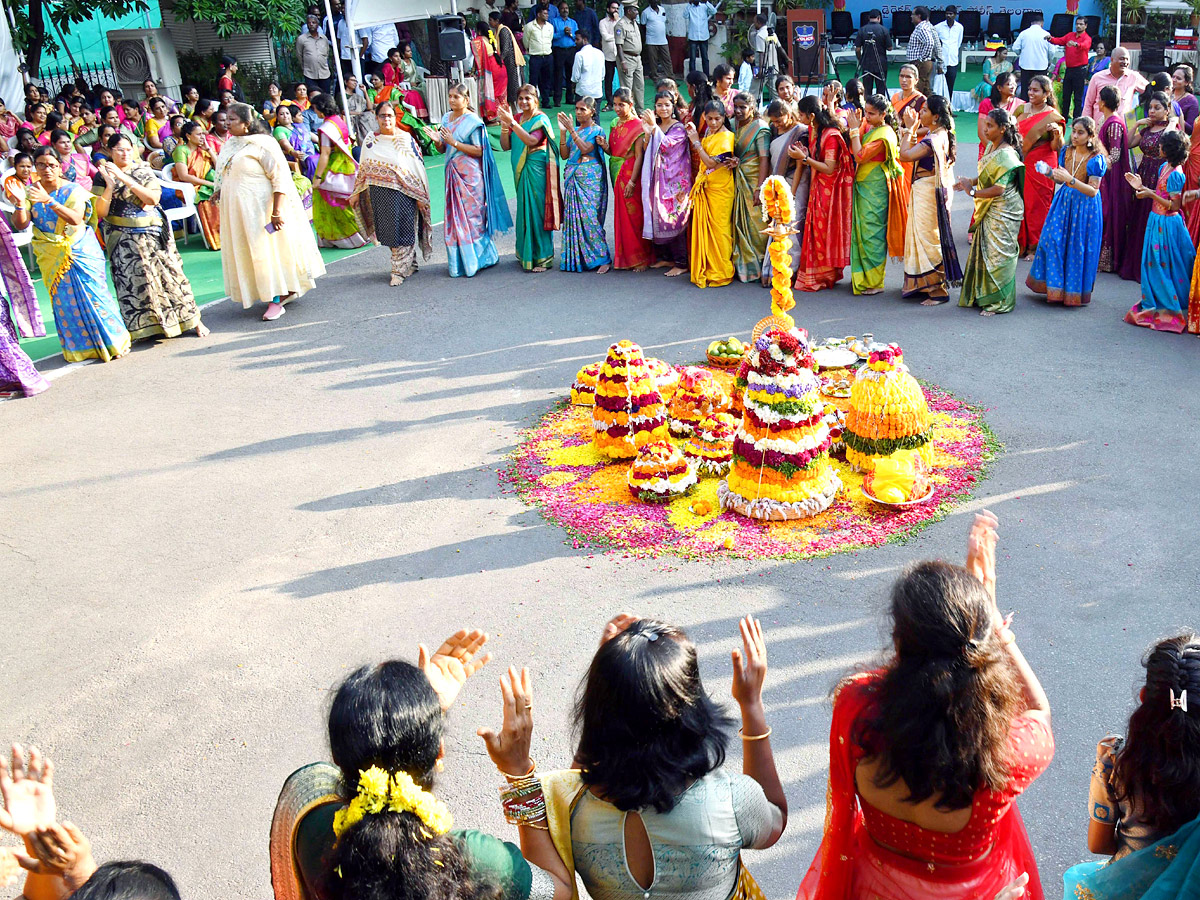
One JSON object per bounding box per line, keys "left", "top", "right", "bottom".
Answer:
{"left": 358, "top": 766, "right": 391, "bottom": 814}
{"left": 332, "top": 767, "right": 454, "bottom": 839}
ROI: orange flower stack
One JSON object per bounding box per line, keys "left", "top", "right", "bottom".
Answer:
{"left": 669, "top": 366, "right": 731, "bottom": 436}
{"left": 574, "top": 357, "right": 678, "bottom": 406}
{"left": 683, "top": 411, "right": 738, "bottom": 476}
{"left": 591, "top": 340, "right": 670, "bottom": 458}
{"left": 843, "top": 344, "right": 933, "bottom": 472}
{"left": 719, "top": 327, "right": 841, "bottom": 520}
{"left": 627, "top": 440, "right": 698, "bottom": 502}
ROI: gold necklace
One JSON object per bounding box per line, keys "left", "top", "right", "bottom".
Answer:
{"left": 1065, "top": 146, "right": 1089, "bottom": 183}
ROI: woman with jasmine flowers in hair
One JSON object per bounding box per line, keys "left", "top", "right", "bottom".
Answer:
{"left": 269, "top": 628, "right": 573, "bottom": 900}
{"left": 1062, "top": 633, "right": 1200, "bottom": 900}
{"left": 479, "top": 613, "right": 787, "bottom": 900}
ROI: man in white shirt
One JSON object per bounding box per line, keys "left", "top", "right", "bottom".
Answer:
{"left": 1011, "top": 13, "right": 1051, "bottom": 99}
{"left": 598, "top": 0, "right": 620, "bottom": 110}
{"left": 361, "top": 22, "right": 398, "bottom": 77}
{"left": 572, "top": 31, "right": 606, "bottom": 101}
{"left": 640, "top": 0, "right": 671, "bottom": 82}
{"left": 933, "top": 5, "right": 964, "bottom": 97}
{"left": 685, "top": 0, "right": 718, "bottom": 77}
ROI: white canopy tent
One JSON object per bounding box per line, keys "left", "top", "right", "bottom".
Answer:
{"left": 0, "top": 11, "right": 24, "bottom": 116}
{"left": 346, "top": 0, "right": 456, "bottom": 31}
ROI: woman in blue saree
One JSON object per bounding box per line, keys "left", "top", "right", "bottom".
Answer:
{"left": 1063, "top": 632, "right": 1200, "bottom": 900}
{"left": 12, "top": 147, "right": 129, "bottom": 363}
{"left": 432, "top": 82, "right": 512, "bottom": 278}
{"left": 557, "top": 98, "right": 611, "bottom": 273}
{"left": 499, "top": 84, "right": 560, "bottom": 273}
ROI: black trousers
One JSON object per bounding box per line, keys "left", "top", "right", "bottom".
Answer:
{"left": 529, "top": 54, "right": 554, "bottom": 106}
{"left": 1062, "top": 65, "right": 1088, "bottom": 120}
{"left": 944, "top": 65, "right": 957, "bottom": 94}
{"left": 552, "top": 44, "right": 577, "bottom": 105}
{"left": 687, "top": 39, "right": 709, "bottom": 75}
{"left": 604, "top": 59, "right": 616, "bottom": 106}
{"left": 861, "top": 70, "right": 887, "bottom": 97}
{"left": 1019, "top": 67, "right": 1046, "bottom": 100}
{"left": 305, "top": 76, "right": 333, "bottom": 96}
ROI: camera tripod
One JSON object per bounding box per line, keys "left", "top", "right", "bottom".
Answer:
{"left": 794, "top": 30, "right": 839, "bottom": 91}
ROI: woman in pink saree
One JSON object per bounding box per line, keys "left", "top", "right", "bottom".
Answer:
{"left": 639, "top": 90, "right": 692, "bottom": 278}
{"left": 799, "top": 513, "right": 1053, "bottom": 900}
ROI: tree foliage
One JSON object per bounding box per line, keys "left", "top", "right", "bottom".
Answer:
{"left": 170, "top": 0, "right": 307, "bottom": 40}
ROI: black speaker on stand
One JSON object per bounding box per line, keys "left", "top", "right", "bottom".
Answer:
{"left": 434, "top": 14, "right": 469, "bottom": 62}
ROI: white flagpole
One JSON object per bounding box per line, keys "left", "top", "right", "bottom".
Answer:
{"left": 324, "top": 0, "right": 354, "bottom": 124}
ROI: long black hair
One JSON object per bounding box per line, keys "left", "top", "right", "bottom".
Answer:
{"left": 855, "top": 561, "right": 1023, "bottom": 809}
{"left": 326, "top": 661, "right": 499, "bottom": 900}
{"left": 573, "top": 619, "right": 734, "bottom": 813}
{"left": 863, "top": 93, "right": 899, "bottom": 135}
{"left": 71, "top": 862, "right": 180, "bottom": 900}
{"left": 925, "top": 93, "right": 956, "bottom": 163}
{"left": 1112, "top": 634, "right": 1200, "bottom": 835}
{"left": 987, "top": 107, "right": 1021, "bottom": 158}
{"left": 686, "top": 69, "right": 714, "bottom": 127}
{"left": 989, "top": 70, "right": 1015, "bottom": 108}
{"left": 797, "top": 93, "right": 845, "bottom": 145}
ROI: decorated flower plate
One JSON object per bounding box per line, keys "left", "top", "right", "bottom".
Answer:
{"left": 813, "top": 347, "right": 859, "bottom": 370}
{"left": 860, "top": 485, "right": 936, "bottom": 508}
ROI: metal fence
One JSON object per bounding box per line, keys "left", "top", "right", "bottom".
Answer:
{"left": 34, "top": 60, "right": 120, "bottom": 96}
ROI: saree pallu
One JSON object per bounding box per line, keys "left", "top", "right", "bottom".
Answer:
{"left": 762, "top": 124, "right": 809, "bottom": 279}
{"left": 443, "top": 112, "right": 512, "bottom": 277}
{"left": 1018, "top": 110, "right": 1061, "bottom": 255}
{"left": 850, "top": 125, "right": 907, "bottom": 294}
{"left": 0, "top": 212, "right": 47, "bottom": 396}
{"left": 1099, "top": 114, "right": 1134, "bottom": 273}
{"left": 890, "top": 92, "right": 925, "bottom": 185}
{"left": 512, "top": 111, "right": 560, "bottom": 271}
{"left": 562, "top": 124, "right": 612, "bottom": 272}
{"left": 731, "top": 120, "right": 769, "bottom": 282}
{"left": 1028, "top": 151, "right": 1105, "bottom": 306}
{"left": 0, "top": 292, "right": 48, "bottom": 396}
{"left": 688, "top": 129, "right": 736, "bottom": 288}
{"left": 314, "top": 118, "right": 368, "bottom": 249}
{"left": 641, "top": 122, "right": 693, "bottom": 243}
{"left": 1063, "top": 811, "right": 1200, "bottom": 900}
{"left": 796, "top": 128, "right": 852, "bottom": 292}
{"left": 962, "top": 145, "right": 1025, "bottom": 313}
{"left": 31, "top": 184, "right": 130, "bottom": 363}
{"left": 607, "top": 118, "right": 653, "bottom": 269}
{"left": 173, "top": 145, "right": 221, "bottom": 249}
{"left": 1129, "top": 166, "right": 1193, "bottom": 333}
{"left": 903, "top": 136, "right": 962, "bottom": 300}
{"left": 1119, "top": 126, "right": 1167, "bottom": 282}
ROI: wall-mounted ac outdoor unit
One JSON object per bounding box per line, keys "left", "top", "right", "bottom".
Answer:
{"left": 106, "top": 28, "right": 183, "bottom": 99}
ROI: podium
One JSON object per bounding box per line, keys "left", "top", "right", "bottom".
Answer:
{"left": 786, "top": 9, "right": 826, "bottom": 84}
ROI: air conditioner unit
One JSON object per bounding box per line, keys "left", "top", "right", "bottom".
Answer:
{"left": 106, "top": 28, "right": 183, "bottom": 100}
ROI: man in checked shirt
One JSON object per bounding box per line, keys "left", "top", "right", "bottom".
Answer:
{"left": 906, "top": 6, "right": 937, "bottom": 99}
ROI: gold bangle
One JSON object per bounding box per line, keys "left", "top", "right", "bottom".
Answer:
{"left": 739, "top": 726, "right": 772, "bottom": 741}
{"left": 502, "top": 759, "right": 537, "bottom": 781}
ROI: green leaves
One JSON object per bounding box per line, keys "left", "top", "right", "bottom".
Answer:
{"left": 170, "top": 0, "right": 306, "bottom": 39}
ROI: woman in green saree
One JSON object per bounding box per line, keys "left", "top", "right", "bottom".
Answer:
{"left": 847, "top": 94, "right": 908, "bottom": 294}
{"left": 955, "top": 108, "right": 1025, "bottom": 315}
{"left": 731, "top": 92, "right": 770, "bottom": 283}
{"left": 499, "top": 85, "right": 561, "bottom": 272}
{"left": 269, "top": 628, "right": 569, "bottom": 900}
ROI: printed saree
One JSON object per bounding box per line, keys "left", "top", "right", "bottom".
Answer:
{"left": 607, "top": 117, "right": 652, "bottom": 269}
{"left": 314, "top": 117, "right": 367, "bottom": 248}
{"left": 641, "top": 121, "right": 693, "bottom": 242}
{"left": 443, "top": 111, "right": 511, "bottom": 277}
{"left": 902, "top": 132, "right": 962, "bottom": 301}
{"left": 731, "top": 118, "right": 770, "bottom": 283}
{"left": 562, "top": 123, "right": 611, "bottom": 272}
{"left": 961, "top": 143, "right": 1025, "bottom": 313}
{"left": 850, "top": 124, "right": 908, "bottom": 294}
{"left": 1063, "top": 811, "right": 1200, "bottom": 900}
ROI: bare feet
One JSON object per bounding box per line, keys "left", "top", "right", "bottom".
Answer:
{"left": 665, "top": 266, "right": 686, "bottom": 277}
{"left": 531, "top": 265, "right": 548, "bottom": 273}
{"left": 390, "top": 274, "right": 405, "bottom": 286}
{"left": 920, "top": 298, "right": 946, "bottom": 306}
{"left": 633, "top": 265, "right": 649, "bottom": 272}
{"left": 861, "top": 288, "right": 883, "bottom": 295}
{"left": 597, "top": 264, "right": 611, "bottom": 274}
{"left": 194, "top": 321, "right": 210, "bottom": 337}
{"left": 980, "top": 309, "right": 996, "bottom": 317}
{"left": 263, "top": 302, "right": 285, "bottom": 321}
{"left": 650, "top": 260, "right": 672, "bottom": 269}
{"left": 1022, "top": 253, "right": 1035, "bottom": 261}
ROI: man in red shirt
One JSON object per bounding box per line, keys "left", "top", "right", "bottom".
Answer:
{"left": 1051, "top": 16, "right": 1093, "bottom": 120}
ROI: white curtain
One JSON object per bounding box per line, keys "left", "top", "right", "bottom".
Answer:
{"left": 346, "top": 0, "right": 455, "bottom": 31}
{"left": 0, "top": 13, "right": 24, "bottom": 112}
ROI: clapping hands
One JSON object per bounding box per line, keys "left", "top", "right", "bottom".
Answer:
{"left": 965, "top": 510, "right": 999, "bottom": 609}
{"left": 901, "top": 105, "right": 918, "bottom": 128}
{"left": 16, "top": 821, "right": 97, "bottom": 892}
{"left": 1125, "top": 171, "right": 1144, "bottom": 192}
{"left": 845, "top": 107, "right": 861, "bottom": 130}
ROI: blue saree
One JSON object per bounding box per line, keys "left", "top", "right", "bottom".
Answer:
{"left": 442, "top": 111, "right": 512, "bottom": 277}
{"left": 561, "top": 123, "right": 611, "bottom": 272}
{"left": 1063, "top": 812, "right": 1200, "bottom": 900}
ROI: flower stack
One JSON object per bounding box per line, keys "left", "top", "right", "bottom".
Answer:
{"left": 591, "top": 340, "right": 670, "bottom": 458}
{"left": 628, "top": 440, "right": 698, "bottom": 502}
{"left": 759, "top": 176, "right": 797, "bottom": 332}
{"left": 719, "top": 327, "right": 841, "bottom": 520}
{"left": 574, "top": 357, "right": 678, "bottom": 406}
{"left": 669, "top": 366, "right": 731, "bottom": 436}
{"left": 683, "top": 411, "right": 738, "bottom": 476}
{"left": 843, "top": 344, "right": 933, "bottom": 472}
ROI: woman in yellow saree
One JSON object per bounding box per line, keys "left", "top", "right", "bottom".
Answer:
{"left": 847, "top": 95, "right": 908, "bottom": 294}
{"left": 686, "top": 101, "right": 737, "bottom": 289}
{"left": 731, "top": 93, "right": 770, "bottom": 283}
{"left": 957, "top": 108, "right": 1025, "bottom": 315}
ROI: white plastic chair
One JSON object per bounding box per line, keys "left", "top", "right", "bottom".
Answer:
{"left": 159, "top": 162, "right": 201, "bottom": 247}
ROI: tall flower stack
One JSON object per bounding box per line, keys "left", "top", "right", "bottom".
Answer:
{"left": 669, "top": 367, "right": 731, "bottom": 435}
{"left": 591, "top": 340, "right": 671, "bottom": 458}
{"left": 759, "top": 175, "right": 797, "bottom": 333}
{"left": 573, "top": 356, "right": 679, "bottom": 406}
{"left": 843, "top": 343, "right": 933, "bottom": 472}
{"left": 718, "top": 327, "right": 842, "bottom": 520}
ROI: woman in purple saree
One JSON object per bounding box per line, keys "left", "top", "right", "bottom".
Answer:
{"left": 640, "top": 91, "right": 693, "bottom": 278}
{"left": 0, "top": 214, "right": 49, "bottom": 397}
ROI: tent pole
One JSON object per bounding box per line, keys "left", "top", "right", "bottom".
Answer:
{"left": 1116, "top": 0, "right": 1122, "bottom": 46}
{"left": 325, "top": 0, "right": 353, "bottom": 125}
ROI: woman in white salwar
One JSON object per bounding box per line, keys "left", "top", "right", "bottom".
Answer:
{"left": 215, "top": 103, "right": 325, "bottom": 322}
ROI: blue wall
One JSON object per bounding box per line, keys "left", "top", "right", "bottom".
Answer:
{"left": 837, "top": 1, "right": 1105, "bottom": 30}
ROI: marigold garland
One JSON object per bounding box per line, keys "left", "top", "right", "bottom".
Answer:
{"left": 332, "top": 767, "right": 454, "bottom": 838}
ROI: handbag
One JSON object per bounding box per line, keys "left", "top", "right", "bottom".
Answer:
{"left": 732, "top": 858, "right": 766, "bottom": 900}
{"left": 319, "top": 170, "right": 355, "bottom": 198}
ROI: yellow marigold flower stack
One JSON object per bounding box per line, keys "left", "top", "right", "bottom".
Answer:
{"left": 759, "top": 176, "right": 796, "bottom": 327}
{"left": 843, "top": 344, "right": 934, "bottom": 473}
{"left": 591, "top": 340, "right": 670, "bottom": 458}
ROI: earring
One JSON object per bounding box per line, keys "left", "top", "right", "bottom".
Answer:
{"left": 435, "top": 758, "right": 445, "bottom": 772}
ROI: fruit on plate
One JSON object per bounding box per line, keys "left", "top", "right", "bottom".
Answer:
{"left": 863, "top": 450, "right": 931, "bottom": 503}
{"left": 707, "top": 336, "right": 745, "bottom": 359}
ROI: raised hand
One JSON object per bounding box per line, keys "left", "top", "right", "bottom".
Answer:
{"left": 477, "top": 666, "right": 534, "bottom": 777}
{"left": 599, "top": 612, "right": 639, "bottom": 645}
{"left": 0, "top": 744, "right": 55, "bottom": 838}
{"left": 994, "top": 874, "right": 1030, "bottom": 900}
{"left": 25, "top": 183, "right": 50, "bottom": 206}
{"left": 418, "top": 628, "right": 492, "bottom": 712}
{"left": 731, "top": 616, "right": 768, "bottom": 709}
{"left": 901, "top": 105, "right": 918, "bottom": 128}
{"left": 964, "top": 510, "right": 999, "bottom": 608}
{"left": 1125, "top": 171, "right": 1144, "bottom": 192}
{"left": 845, "top": 108, "right": 861, "bottom": 130}
{"left": 17, "top": 821, "right": 97, "bottom": 892}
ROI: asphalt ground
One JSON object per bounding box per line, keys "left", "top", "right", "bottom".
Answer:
{"left": 3, "top": 153, "right": 1199, "bottom": 900}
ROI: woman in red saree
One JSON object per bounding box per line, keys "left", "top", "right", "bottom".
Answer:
{"left": 597, "top": 88, "right": 652, "bottom": 270}
{"left": 1017, "top": 76, "right": 1065, "bottom": 258}
{"left": 799, "top": 512, "right": 1054, "bottom": 900}
{"left": 794, "top": 95, "right": 852, "bottom": 291}
{"left": 472, "top": 22, "right": 508, "bottom": 122}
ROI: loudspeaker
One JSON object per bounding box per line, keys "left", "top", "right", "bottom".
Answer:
{"left": 434, "top": 15, "right": 469, "bottom": 62}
